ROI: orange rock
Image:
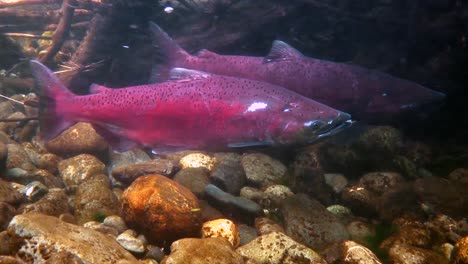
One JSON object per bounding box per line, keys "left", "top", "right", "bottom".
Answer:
{"left": 453, "top": 236, "right": 468, "bottom": 264}
{"left": 121, "top": 174, "right": 202, "bottom": 245}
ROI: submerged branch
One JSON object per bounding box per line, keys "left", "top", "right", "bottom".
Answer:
{"left": 0, "top": 8, "right": 91, "bottom": 24}
{"left": 39, "top": 0, "right": 76, "bottom": 64}
{"left": 0, "top": 0, "right": 60, "bottom": 8}
{"left": 0, "top": 117, "right": 38, "bottom": 122}
{"left": 2, "top": 32, "right": 52, "bottom": 39}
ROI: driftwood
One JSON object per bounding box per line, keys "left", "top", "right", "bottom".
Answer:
{"left": 38, "top": 0, "right": 76, "bottom": 63}
{"left": 2, "top": 33, "right": 52, "bottom": 39}
{"left": 0, "top": 0, "right": 60, "bottom": 8}
{"left": 0, "top": 8, "right": 91, "bottom": 24}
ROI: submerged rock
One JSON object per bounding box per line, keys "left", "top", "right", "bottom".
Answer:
{"left": 280, "top": 194, "right": 349, "bottom": 250}
{"left": 201, "top": 218, "right": 240, "bottom": 248}
{"left": 452, "top": 236, "right": 468, "bottom": 264}
{"left": 0, "top": 141, "right": 7, "bottom": 173}
{"left": 324, "top": 240, "right": 382, "bottom": 264}
{"left": 74, "top": 174, "right": 119, "bottom": 224}
{"left": 120, "top": 174, "right": 202, "bottom": 245}
{"left": 173, "top": 167, "right": 210, "bottom": 198}
{"left": 210, "top": 152, "right": 246, "bottom": 194}
{"left": 179, "top": 152, "right": 215, "bottom": 171}
{"left": 205, "top": 184, "right": 262, "bottom": 218}
{"left": 45, "top": 122, "right": 109, "bottom": 158}
{"left": 0, "top": 202, "right": 16, "bottom": 230}
{"left": 241, "top": 153, "right": 287, "bottom": 188}
{"left": 19, "top": 188, "right": 71, "bottom": 217}
{"left": 237, "top": 231, "right": 327, "bottom": 264}
{"left": 0, "top": 178, "right": 22, "bottom": 205}
{"left": 162, "top": 237, "right": 244, "bottom": 264}
{"left": 112, "top": 159, "right": 175, "bottom": 184}
{"left": 387, "top": 243, "right": 448, "bottom": 264}
{"left": 8, "top": 213, "right": 138, "bottom": 263}
{"left": 6, "top": 143, "right": 35, "bottom": 171}
{"left": 58, "top": 154, "right": 106, "bottom": 191}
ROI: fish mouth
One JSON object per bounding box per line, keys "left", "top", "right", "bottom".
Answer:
{"left": 308, "top": 112, "right": 353, "bottom": 141}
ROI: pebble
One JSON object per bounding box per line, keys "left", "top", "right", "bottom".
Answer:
{"left": 173, "top": 167, "right": 210, "bottom": 198}
{"left": 0, "top": 178, "right": 23, "bottom": 205}
{"left": 414, "top": 176, "right": 468, "bottom": 217}
{"left": 451, "top": 236, "right": 468, "bottom": 264}
{"left": 201, "top": 218, "right": 240, "bottom": 247}
{"left": 45, "top": 122, "right": 109, "bottom": 157}
{"left": 260, "top": 184, "right": 293, "bottom": 209}
{"left": 0, "top": 202, "right": 16, "bottom": 230}
{"left": 324, "top": 173, "right": 348, "bottom": 193}
{"left": 346, "top": 221, "right": 376, "bottom": 247}
{"left": 0, "top": 141, "right": 7, "bottom": 172}
{"left": 238, "top": 224, "right": 258, "bottom": 246}
{"left": 241, "top": 153, "right": 287, "bottom": 188}
{"left": 387, "top": 242, "right": 449, "bottom": 264}
{"left": 199, "top": 199, "right": 224, "bottom": 221}
{"left": 162, "top": 237, "right": 244, "bottom": 264}
{"left": 239, "top": 186, "right": 263, "bottom": 203}
{"left": 23, "top": 180, "right": 48, "bottom": 202}
{"left": 74, "top": 174, "right": 119, "bottom": 224}
{"left": 108, "top": 148, "right": 151, "bottom": 172}
{"left": 112, "top": 159, "right": 175, "bottom": 184}
{"left": 145, "top": 245, "right": 165, "bottom": 262}
{"left": 322, "top": 240, "right": 383, "bottom": 264}
{"left": 8, "top": 213, "right": 138, "bottom": 263}
{"left": 5, "top": 168, "right": 64, "bottom": 188}
{"left": 341, "top": 183, "right": 379, "bottom": 217}
{"left": 179, "top": 152, "right": 215, "bottom": 170}
{"left": 33, "top": 153, "right": 62, "bottom": 174}
{"left": 103, "top": 215, "right": 128, "bottom": 234}
{"left": 120, "top": 174, "right": 202, "bottom": 245}
{"left": 58, "top": 154, "right": 106, "bottom": 191}
{"left": 83, "top": 221, "right": 119, "bottom": 237}
{"left": 237, "top": 231, "right": 327, "bottom": 264}
{"left": 280, "top": 194, "right": 349, "bottom": 250}
{"left": 359, "top": 171, "right": 405, "bottom": 194}
{"left": 19, "top": 188, "right": 71, "bottom": 216}
{"left": 255, "top": 217, "right": 284, "bottom": 235}
{"left": 210, "top": 152, "right": 246, "bottom": 194}
{"left": 6, "top": 143, "right": 35, "bottom": 171}
{"left": 205, "top": 184, "right": 262, "bottom": 216}
{"left": 116, "top": 232, "right": 146, "bottom": 253}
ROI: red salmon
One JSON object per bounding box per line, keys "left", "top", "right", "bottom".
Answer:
{"left": 150, "top": 22, "right": 445, "bottom": 122}
{"left": 30, "top": 60, "right": 351, "bottom": 151}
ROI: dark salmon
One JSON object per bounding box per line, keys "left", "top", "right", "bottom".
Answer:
{"left": 150, "top": 22, "right": 445, "bottom": 122}
{"left": 30, "top": 60, "right": 351, "bottom": 152}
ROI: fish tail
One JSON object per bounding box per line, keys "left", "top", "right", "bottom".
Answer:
{"left": 29, "top": 60, "right": 76, "bottom": 141}
{"left": 149, "top": 21, "right": 190, "bottom": 82}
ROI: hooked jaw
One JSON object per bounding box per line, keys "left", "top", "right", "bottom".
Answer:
{"left": 276, "top": 111, "right": 353, "bottom": 144}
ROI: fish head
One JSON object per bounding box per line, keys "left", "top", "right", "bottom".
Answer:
{"left": 365, "top": 79, "right": 446, "bottom": 119}
{"left": 271, "top": 101, "right": 352, "bottom": 145}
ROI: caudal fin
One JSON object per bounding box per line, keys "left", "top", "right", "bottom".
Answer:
{"left": 149, "top": 22, "right": 190, "bottom": 82}
{"left": 29, "top": 60, "right": 76, "bottom": 141}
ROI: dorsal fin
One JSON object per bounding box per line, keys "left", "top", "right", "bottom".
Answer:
{"left": 169, "top": 68, "right": 212, "bottom": 81}
{"left": 196, "top": 49, "right": 218, "bottom": 58}
{"left": 264, "top": 40, "right": 303, "bottom": 62}
{"left": 89, "top": 83, "right": 111, "bottom": 94}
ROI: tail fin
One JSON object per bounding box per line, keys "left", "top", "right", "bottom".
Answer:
{"left": 29, "top": 60, "right": 76, "bottom": 141}
{"left": 149, "top": 22, "right": 190, "bottom": 82}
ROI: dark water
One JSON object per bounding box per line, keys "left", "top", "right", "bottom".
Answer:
{"left": 0, "top": 0, "right": 468, "bottom": 261}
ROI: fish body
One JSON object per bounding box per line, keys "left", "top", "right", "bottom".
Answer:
{"left": 30, "top": 60, "right": 351, "bottom": 151}
{"left": 150, "top": 22, "right": 445, "bottom": 122}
